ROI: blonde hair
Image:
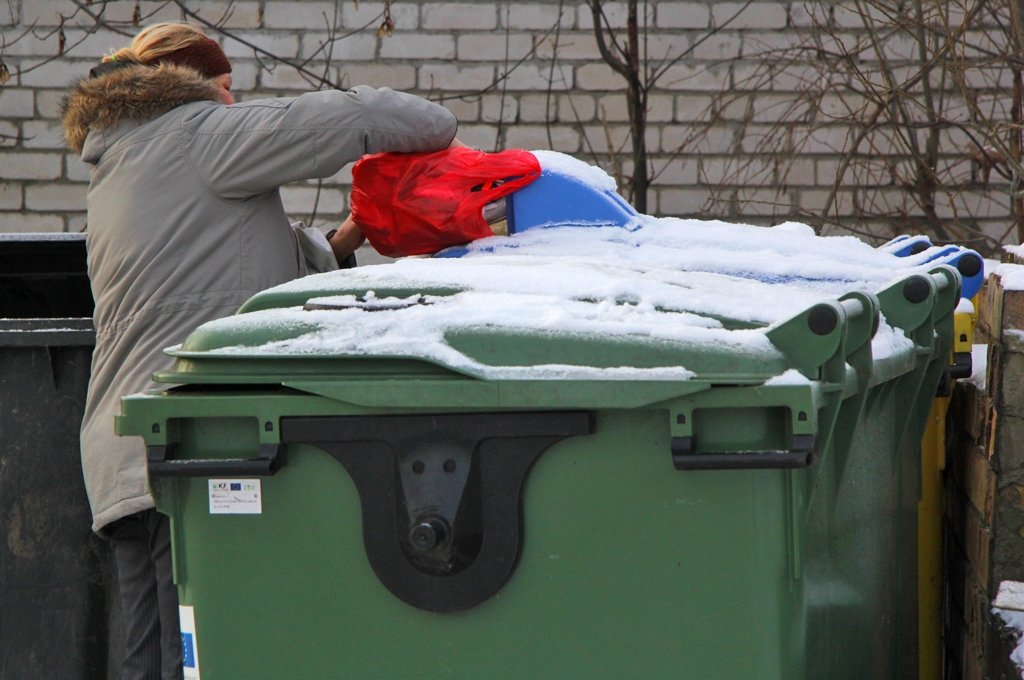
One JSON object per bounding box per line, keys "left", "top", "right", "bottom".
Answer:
{"left": 102, "top": 22, "right": 210, "bottom": 65}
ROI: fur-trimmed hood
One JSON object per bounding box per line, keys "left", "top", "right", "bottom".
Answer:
{"left": 61, "top": 63, "right": 222, "bottom": 154}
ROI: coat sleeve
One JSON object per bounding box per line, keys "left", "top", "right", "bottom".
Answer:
{"left": 182, "top": 86, "right": 458, "bottom": 199}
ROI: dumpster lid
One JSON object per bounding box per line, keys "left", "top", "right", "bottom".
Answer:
{"left": 158, "top": 217, "right": 948, "bottom": 386}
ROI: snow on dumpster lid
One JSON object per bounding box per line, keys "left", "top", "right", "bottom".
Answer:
{"left": 168, "top": 215, "right": 931, "bottom": 382}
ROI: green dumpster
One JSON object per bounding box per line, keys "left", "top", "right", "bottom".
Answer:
{"left": 117, "top": 229, "right": 960, "bottom": 679}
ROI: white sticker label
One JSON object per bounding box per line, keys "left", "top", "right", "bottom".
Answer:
{"left": 179, "top": 605, "right": 201, "bottom": 680}
{"left": 208, "top": 479, "right": 262, "bottom": 514}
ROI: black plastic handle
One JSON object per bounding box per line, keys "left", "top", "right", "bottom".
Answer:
{"left": 671, "top": 435, "right": 815, "bottom": 470}
{"left": 279, "top": 410, "right": 594, "bottom": 613}
{"left": 147, "top": 443, "right": 285, "bottom": 478}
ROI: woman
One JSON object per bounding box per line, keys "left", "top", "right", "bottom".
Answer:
{"left": 61, "top": 22, "right": 459, "bottom": 679}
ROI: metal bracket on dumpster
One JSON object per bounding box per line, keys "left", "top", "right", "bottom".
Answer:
{"left": 147, "top": 442, "right": 285, "bottom": 477}
{"left": 279, "top": 411, "right": 594, "bottom": 613}
{"left": 670, "top": 434, "right": 816, "bottom": 470}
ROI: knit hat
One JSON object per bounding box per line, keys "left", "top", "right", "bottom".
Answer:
{"left": 153, "top": 36, "right": 232, "bottom": 78}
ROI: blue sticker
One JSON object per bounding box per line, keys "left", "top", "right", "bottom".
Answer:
{"left": 182, "top": 632, "right": 196, "bottom": 668}
{"left": 230, "top": 482, "right": 242, "bottom": 491}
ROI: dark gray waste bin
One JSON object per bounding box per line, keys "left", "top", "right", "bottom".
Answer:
{"left": 0, "top": 234, "right": 122, "bottom": 680}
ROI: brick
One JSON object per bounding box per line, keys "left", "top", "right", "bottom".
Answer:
{"left": 790, "top": 4, "right": 826, "bottom": 28}
{"left": 745, "top": 31, "right": 804, "bottom": 54}
{"left": 0, "top": 182, "right": 23, "bottom": 209}
{"left": 380, "top": 34, "right": 455, "bottom": 60}
{"left": 60, "top": 28, "right": 134, "bottom": 61}
{"left": 96, "top": 1, "right": 181, "bottom": 25}
{"left": 300, "top": 33, "right": 378, "bottom": 61}
{"left": 575, "top": 62, "right": 619, "bottom": 91}
{"left": 35, "top": 90, "right": 65, "bottom": 118}
{"left": 66, "top": 213, "right": 86, "bottom": 233}
{"left": 533, "top": 33, "right": 602, "bottom": 61}
{"left": 582, "top": 123, "right": 631, "bottom": 153}
{"left": 736, "top": 187, "right": 793, "bottom": 216}
{"left": 21, "top": 119, "right": 66, "bottom": 149}
{"left": 0, "top": 120, "right": 17, "bottom": 146}
{"left": 595, "top": 94, "right": 629, "bottom": 122}
{"left": 188, "top": 2, "right": 262, "bottom": 29}
{"left": 228, "top": 62, "right": 258, "bottom": 92}
{"left": 66, "top": 154, "right": 92, "bottom": 182}
{"left": 26, "top": 182, "right": 86, "bottom": 210}
{"left": 658, "top": 3, "right": 710, "bottom": 29}
{"left": 805, "top": 125, "right": 850, "bottom": 154}
{"left": 223, "top": 33, "right": 301, "bottom": 60}
{"left": 833, "top": 4, "right": 868, "bottom": 29}
{"left": 341, "top": 64, "right": 417, "bottom": 90}
{"left": 558, "top": 93, "right": 596, "bottom": 123}
{"left": 718, "top": 93, "right": 754, "bottom": 122}
{"left": 264, "top": 2, "right": 338, "bottom": 29}
{"left": 1, "top": 2, "right": 16, "bottom": 26}
{"left": 439, "top": 97, "right": 480, "bottom": 121}
{"left": 647, "top": 94, "right": 674, "bottom": 123}
{"left": 0, "top": 212, "right": 65, "bottom": 232}
{"left": 453, "top": 124, "right": 498, "bottom": 151}
{"left": 0, "top": 151, "right": 63, "bottom": 179}
{"left": 800, "top": 188, "right": 854, "bottom": 215}
{"left": 457, "top": 33, "right": 533, "bottom": 62}
{"left": 657, "top": 187, "right": 713, "bottom": 216}
{"left": 517, "top": 94, "right": 557, "bottom": 123}
{"left": 663, "top": 123, "right": 734, "bottom": 155}
{"left": 422, "top": 4, "right": 497, "bottom": 31}
{"left": 342, "top": 2, "right": 420, "bottom": 31}
{"left": 675, "top": 94, "right": 714, "bottom": 123}
{"left": 779, "top": 158, "right": 815, "bottom": 186}
{"left": 692, "top": 34, "right": 743, "bottom": 60}
{"left": 503, "top": 63, "right": 572, "bottom": 91}
{"left": 658, "top": 63, "right": 731, "bottom": 92}
{"left": 261, "top": 64, "right": 337, "bottom": 91}
{"left": 815, "top": 159, "right": 842, "bottom": 187}
{"left": 21, "top": 1, "right": 85, "bottom": 28}
{"left": 503, "top": 124, "right": 580, "bottom": 152}
{"left": 480, "top": 95, "right": 517, "bottom": 124}
{"left": 712, "top": 3, "right": 787, "bottom": 29}
{"left": 701, "top": 157, "right": 772, "bottom": 185}
{"left": 577, "top": 2, "right": 653, "bottom": 31}
{"left": 1002, "top": 284, "right": 1024, "bottom": 334}
{"left": 18, "top": 59, "right": 92, "bottom": 88}
{"left": 0, "top": 29, "right": 71, "bottom": 57}
{"left": 418, "top": 64, "right": 495, "bottom": 91}
{"left": 502, "top": 3, "right": 573, "bottom": 30}
{"left": 653, "top": 160, "right": 698, "bottom": 185}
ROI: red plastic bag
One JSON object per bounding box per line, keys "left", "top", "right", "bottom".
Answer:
{"left": 349, "top": 147, "right": 541, "bottom": 257}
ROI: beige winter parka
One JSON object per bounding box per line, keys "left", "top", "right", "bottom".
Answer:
{"left": 61, "top": 64, "right": 457, "bottom": 531}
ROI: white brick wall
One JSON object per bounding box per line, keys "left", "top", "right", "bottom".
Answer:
{"left": 0, "top": 0, "right": 1016, "bottom": 250}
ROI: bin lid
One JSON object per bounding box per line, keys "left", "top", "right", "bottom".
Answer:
{"left": 158, "top": 217, "right": 945, "bottom": 389}
{"left": 0, "top": 232, "right": 94, "bottom": 319}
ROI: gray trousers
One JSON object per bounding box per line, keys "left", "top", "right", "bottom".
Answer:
{"left": 105, "top": 509, "right": 183, "bottom": 680}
